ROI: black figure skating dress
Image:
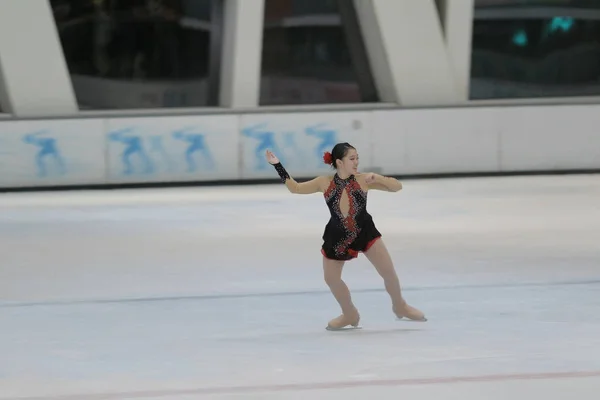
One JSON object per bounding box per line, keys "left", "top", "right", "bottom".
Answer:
{"left": 320, "top": 173, "right": 381, "bottom": 260}
{"left": 272, "top": 162, "right": 383, "bottom": 261}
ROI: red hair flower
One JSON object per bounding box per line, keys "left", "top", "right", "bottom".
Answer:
{"left": 323, "top": 151, "right": 333, "bottom": 165}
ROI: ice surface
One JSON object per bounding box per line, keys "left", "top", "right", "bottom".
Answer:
{"left": 1, "top": 174, "right": 600, "bottom": 399}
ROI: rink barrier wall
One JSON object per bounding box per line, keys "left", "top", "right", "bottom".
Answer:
{"left": 0, "top": 104, "right": 599, "bottom": 189}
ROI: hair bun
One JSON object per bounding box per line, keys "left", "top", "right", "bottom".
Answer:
{"left": 323, "top": 151, "right": 333, "bottom": 165}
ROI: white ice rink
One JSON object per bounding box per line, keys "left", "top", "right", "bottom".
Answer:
{"left": 1, "top": 174, "right": 600, "bottom": 399}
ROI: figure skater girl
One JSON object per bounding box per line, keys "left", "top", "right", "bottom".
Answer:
{"left": 266, "top": 142, "right": 426, "bottom": 330}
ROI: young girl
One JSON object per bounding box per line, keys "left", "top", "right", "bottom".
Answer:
{"left": 266, "top": 142, "right": 426, "bottom": 330}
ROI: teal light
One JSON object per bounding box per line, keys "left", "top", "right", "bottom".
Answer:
{"left": 512, "top": 29, "right": 528, "bottom": 47}
{"left": 548, "top": 17, "right": 574, "bottom": 33}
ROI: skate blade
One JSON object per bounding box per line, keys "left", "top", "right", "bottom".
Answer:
{"left": 326, "top": 325, "right": 362, "bottom": 331}
{"left": 396, "top": 316, "right": 428, "bottom": 322}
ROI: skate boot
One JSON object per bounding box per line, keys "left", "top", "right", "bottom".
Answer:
{"left": 326, "top": 309, "right": 361, "bottom": 331}
{"left": 393, "top": 301, "right": 427, "bottom": 322}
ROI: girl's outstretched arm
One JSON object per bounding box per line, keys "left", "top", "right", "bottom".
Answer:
{"left": 272, "top": 162, "right": 326, "bottom": 194}
{"left": 266, "top": 150, "right": 326, "bottom": 194}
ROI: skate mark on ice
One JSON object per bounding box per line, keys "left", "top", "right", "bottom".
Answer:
{"left": 2, "top": 278, "right": 600, "bottom": 309}
{"left": 3, "top": 370, "right": 600, "bottom": 399}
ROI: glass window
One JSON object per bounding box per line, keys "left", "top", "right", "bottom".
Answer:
{"left": 50, "top": 0, "right": 216, "bottom": 109}
{"left": 470, "top": 0, "right": 600, "bottom": 99}
{"left": 260, "top": 0, "right": 378, "bottom": 105}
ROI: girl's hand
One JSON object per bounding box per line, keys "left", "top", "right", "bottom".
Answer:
{"left": 265, "top": 150, "right": 280, "bottom": 165}
{"left": 364, "top": 173, "right": 377, "bottom": 184}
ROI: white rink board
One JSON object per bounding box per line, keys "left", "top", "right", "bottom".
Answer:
{"left": 498, "top": 105, "right": 600, "bottom": 171}
{"left": 104, "top": 114, "right": 239, "bottom": 183}
{"left": 0, "top": 119, "right": 105, "bottom": 187}
{"left": 371, "top": 108, "right": 500, "bottom": 175}
{"left": 239, "top": 111, "right": 372, "bottom": 179}
{"left": 1, "top": 104, "right": 600, "bottom": 189}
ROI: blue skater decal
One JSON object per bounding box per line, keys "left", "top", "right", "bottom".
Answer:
{"left": 108, "top": 127, "right": 154, "bottom": 175}
{"left": 242, "top": 123, "right": 287, "bottom": 170}
{"left": 22, "top": 131, "right": 66, "bottom": 177}
{"left": 172, "top": 127, "right": 215, "bottom": 172}
{"left": 305, "top": 123, "right": 338, "bottom": 168}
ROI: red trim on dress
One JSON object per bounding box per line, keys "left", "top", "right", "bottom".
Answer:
{"left": 321, "top": 235, "right": 381, "bottom": 260}
{"left": 365, "top": 235, "right": 381, "bottom": 252}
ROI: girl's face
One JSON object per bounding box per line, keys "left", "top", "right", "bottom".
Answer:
{"left": 337, "top": 148, "right": 359, "bottom": 175}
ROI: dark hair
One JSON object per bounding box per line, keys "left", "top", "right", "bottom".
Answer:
{"left": 323, "top": 142, "right": 356, "bottom": 170}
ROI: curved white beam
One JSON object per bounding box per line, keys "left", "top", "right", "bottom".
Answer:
{"left": 439, "top": 0, "right": 475, "bottom": 100}
{"left": 354, "top": 0, "right": 472, "bottom": 106}
{"left": 219, "top": 0, "right": 265, "bottom": 108}
{"left": 0, "top": 0, "right": 77, "bottom": 116}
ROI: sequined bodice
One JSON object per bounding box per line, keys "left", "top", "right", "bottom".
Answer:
{"left": 323, "top": 174, "right": 369, "bottom": 227}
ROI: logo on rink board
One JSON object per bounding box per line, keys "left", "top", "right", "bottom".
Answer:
{"left": 107, "top": 126, "right": 215, "bottom": 176}
{"left": 22, "top": 130, "right": 67, "bottom": 178}
{"left": 242, "top": 122, "right": 339, "bottom": 171}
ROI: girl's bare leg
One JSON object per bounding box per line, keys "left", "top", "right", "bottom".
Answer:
{"left": 364, "top": 239, "right": 426, "bottom": 321}
{"left": 323, "top": 256, "right": 360, "bottom": 329}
